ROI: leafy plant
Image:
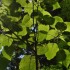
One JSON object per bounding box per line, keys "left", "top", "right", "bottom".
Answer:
{"left": 0, "top": 0, "right": 70, "bottom": 70}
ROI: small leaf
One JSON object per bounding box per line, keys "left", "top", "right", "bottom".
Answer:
{"left": 45, "top": 43, "right": 59, "bottom": 60}
{"left": 53, "top": 2, "right": 61, "bottom": 10}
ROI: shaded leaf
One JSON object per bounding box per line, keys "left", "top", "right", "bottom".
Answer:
{"left": 0, "top": 56, "right": 10, "bottom": 70}
{"left": 55, "top": 22, "right": 67, "bottom": 31}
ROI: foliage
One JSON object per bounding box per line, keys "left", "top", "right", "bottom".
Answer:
{"left": 0, "top": 0, "right": 70, "bottom": 70}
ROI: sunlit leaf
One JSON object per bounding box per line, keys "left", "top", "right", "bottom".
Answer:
{"left": 38, "top": 24, "right": 49, "bottom": 32}
{"left": 37, "top": 31, "right": 47, "bottom": 42}
{"left": 16, "top": 0, "right": 27, "bottom": 7}
{"left": 51, "top": 16, "right": 63, "bottom": 28}
{"left": 63, "top": 49, "right": 70, "bottom": 68}
{"left": 19, "top": 55, "right": 36, "bottom": 70}
{"left": 0, "top": 34, "right": 13, "bottom": 46}
{"left": 45, "top": 43, "right": 59, "bottom": 60}
{"left": 18, "top": 26, "right": 27, "bottom": 36}
{"left": 46, "top": 29, "right": 58, "bottom": 40}
{"left": 37, "top": 44, "right": 48, "bottom": 55}
{"left": 2, "top": 49, "right": 11, "bottom": 60}
{"left": 53, "top": 2, "right": 61, "bottom": 10}
{"left": 2, "top": 0, "right": 13, "bottom": 6}
{"left": 65, "top": 22, "right": 70, "bottom": 32}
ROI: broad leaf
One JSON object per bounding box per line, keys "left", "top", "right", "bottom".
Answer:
{"left": 37, "top": 44, "right": 48, "bottom": 55}
{"left": 16, "top": 0, "right": 27, "bottom": 7}
{"left": 37, "top": 31, "right": 47, "bottom": 42}
{"left": 18, "top": 26, "right": 27, "bottom": 36}
{"left": 21, "top": 14, "right": 33, "bottom": 27}
{"left": 2, "top": 49, "right": 11, "bottom": 60}
{"left": 0, "top": 34, "right": 13, "bottom": 47}
{"left": 24, "top": 3, "right": 33, "bottom": 15}
{"left": 46, "top": 29, "right": 58, "bottom": 40}
{"left": 51, "top": 16, "right": 63, "bottom": 28}
{"left": 0, "top": 56, "right": 10, "bottom": 70}
{"left": 38, "top": 24, "right": 49, "bottom": 32}
{"left": 55, "top": 22, "right": 67, "bottom": 31}
{"left": 63, "top": 49, "right": 70, "bottom": 68}
{"left": 2, "top": 0, "right": 13, "bottom": 6}
{"left": 2, "top": 46, "right": 14, "bottom": 60}
{"left": 45, "top": 43, "right": 59, "bottom": 60}
{"left": 19, "top": 55, "right": 36, "bottom": 70}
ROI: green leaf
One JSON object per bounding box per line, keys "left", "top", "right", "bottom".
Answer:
{"left": 16, "top": 0, "right": 27, "bottom": 7}
{"left": 43, "top": 15, "right": 55, "bottom": 25}
{"left": 65, "top": 22, "right": 70, "bottom": 32}
{"left": 22, "top": 14, "right": 33, "bottom": 27}
{"left": 51, "top": 16, "right": 63, "bottom": 28}
{"left": 19, "top": 55, "right": 36, "bottom": 70}
{"left": 63, "top": 49, "right": 70, "bottom": 68}
{"left": 18, "top": 26, "right": 27, "bottom": 36}
{"left": 2, "top": 46, "right": 14, "bottom": 60}
{"left": 37, "top": 44, "right": 48, "bottom": 55}
{"left": 45, "top": 43, "right": 59, "bottom": 60}
{"left": 53, "top": 2, "right": 61, "bottom": 10}
{"left": 38, "top": 6, "right": 51, "bottom": 16}
{"left": 24, "top": 3, "right": 33, "bottom": 15}
{"left": 46, "top": 29, "right": 58, "bottom": 40}
{"left": 37, "top": 31, "right": 47, "bottom": 42}
{"left": 56, "top": 50, "right": 66, "bottom": 62}
{"left": 67, "top": 42, "right": 70, "bottom": 46}
{"left": 58, "top": 40, "right": 67, "bottom": 49}
{"left": 0, "top": 56, "right": 10, "bottom": 70}
{"left": 55, "top": 22, "right": 67, "bottom": 31}
{"left": 0, "top": 34, "right": 13, "bottom": 47}
{"left": 2, "top": 0, "right": 13, "bottom": 6}
{"left": 18, "top": 42, "right": 27, "bottom": 49}
{"left": 2, "top": 49, "right": 11, "bottom": 60}
{"left": 38, "top": 24, "right": 49, "bottom": 32}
